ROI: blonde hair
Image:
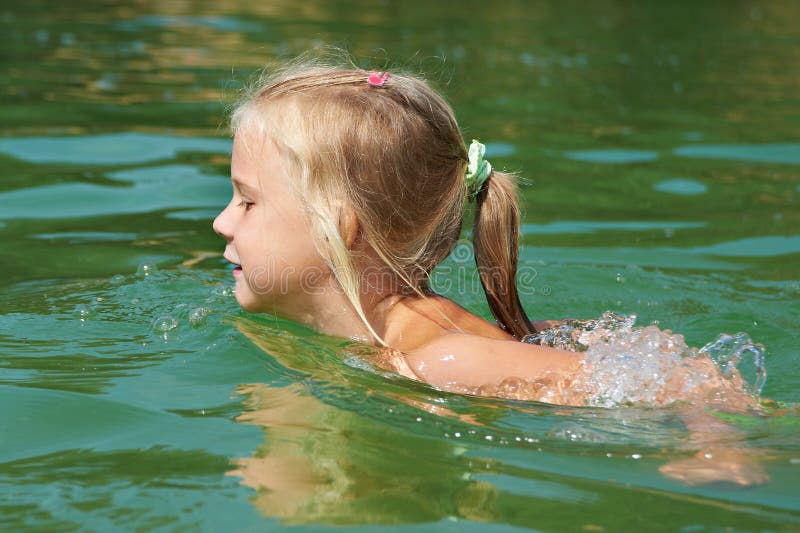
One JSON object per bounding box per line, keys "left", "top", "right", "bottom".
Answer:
{"left": 231, "top": 58, "right": 535, "bottom": 343}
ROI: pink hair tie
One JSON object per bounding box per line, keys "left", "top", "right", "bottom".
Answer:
{"left": 367, "top": 71, "right": 390, "bottom": 87}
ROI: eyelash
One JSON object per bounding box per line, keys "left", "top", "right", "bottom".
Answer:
{"left": 236, "top": 200, "right": 254, "bottom": 212}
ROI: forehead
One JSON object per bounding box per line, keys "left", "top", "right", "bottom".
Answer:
{"left": 231, "top": 126, "right": 303, "bottom": 207}
{"left": 231, "top": 127, "right": 283, "bottom": 182}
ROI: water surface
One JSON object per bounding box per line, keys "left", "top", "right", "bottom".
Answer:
{"left": 1, "top": 1, "right": 799, "bottom": 530}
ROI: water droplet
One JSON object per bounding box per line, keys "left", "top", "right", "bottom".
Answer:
{"left": 110, "top": 274, "right": 125, "bottom": 285}
{"left": 152, "top": 315, "right": 178, "bottom": 333}
{"left": 615, "top": 272, "right": 625, "bottom": 283}
{"left": 138, "top": 263, "right": 156, "bottom": 277}
{"left": 74, "top": 303, "right": 91, "bottom": 322}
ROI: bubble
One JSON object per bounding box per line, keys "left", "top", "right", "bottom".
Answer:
{"left": 211, "top": 285, "right": 234, "bottom": 298}
{"left": 75, "top": 304, "right": 91, "bottom": 320}
{"left": 152, "top": 315, "right": 178, "bottom": 333}
{"left": 109, "top": 274, "right": 126, "bottom": 285}
{"left": 188, "top": 307, "right": 211, "bottom": 326}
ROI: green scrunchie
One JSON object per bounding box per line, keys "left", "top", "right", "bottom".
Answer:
{"left": 465, "top": 139, "right": 492, "bottom": 200}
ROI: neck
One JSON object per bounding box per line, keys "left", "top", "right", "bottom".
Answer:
{"left": 287, "top": 271, "right": 405, "bottom": 345}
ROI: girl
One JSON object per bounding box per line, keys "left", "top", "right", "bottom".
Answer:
{"left": 212, "top": 59, "right": 758, "bottom": 407}
{"left": 213, "top": 59, "right": 767, "bottom": 485}
{"left": 212, "top": 62, "right": 586, "bottom": 400}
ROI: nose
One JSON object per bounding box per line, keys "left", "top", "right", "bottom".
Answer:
{"left": 212, "top": 204, "right": 232, "bottom": 240}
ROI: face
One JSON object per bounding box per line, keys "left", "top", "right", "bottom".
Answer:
{"left": 213, "top": 127, "right": 329, "bottom": 317}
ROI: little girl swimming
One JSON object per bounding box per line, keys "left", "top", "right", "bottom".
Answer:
{"left": 213, "top": 58, "right": 767, "bottom": 486}
{"left": 212, "top": 59, "right": 757, "bottom": 411}
{"left": 212, "top": 62, "right": 587, "bottom": 396}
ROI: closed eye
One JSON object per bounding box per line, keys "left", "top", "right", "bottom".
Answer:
{"left": 237, "top": 200, "right": 254, "bottom": 212}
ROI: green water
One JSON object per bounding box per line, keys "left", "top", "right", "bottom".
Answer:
{"left": 1, "top": 1, "right": 799, "bottom": 530}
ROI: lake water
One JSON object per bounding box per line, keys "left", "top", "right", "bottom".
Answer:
{"left": 1, "top": 1, "right": 799, "bottom": 530}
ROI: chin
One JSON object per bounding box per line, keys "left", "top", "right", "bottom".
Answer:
{"left": 233, "top": 291, "right": 260, "bottom": 312}
{"left": 235, "top": 289, "right": 281, "bottom": 315}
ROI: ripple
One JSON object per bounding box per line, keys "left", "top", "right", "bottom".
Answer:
{"left": 522, "top": 220, "right": 704, "bottom": 235}
{"left": 0, "top": 165, "right": 228, "bottom": 219}
{"left": 165, "top": 209, "right": 220, "bottom": 221}
{"left": 674, "top": 143, "right": 800, "bottom": 164}
{"left": 31, "top": 232, "right": 138, "bottom": 242}
{"left": 565, "top": 149, "right": 658, "bottom": 163}
{"left": 653, "top": 178, "right": 707, "bottom": 195}
{"left": 0, "top": 133, "right": 230, "bottom": 165}
{"left": 485, "top": 142, "right": 517, "bottom": 157}
{"left": 116, "top": 15, "right": 263, "bottom": 33}
{"left": 689, "top": 235, "right": 800, "bottom": 257}
{"left": 520, "top": 245, "right": 742, "bottom": 270}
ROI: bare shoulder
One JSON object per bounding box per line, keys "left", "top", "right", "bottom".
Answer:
{"left": 384, "top": 294, "right": 511, "bottom": 352}
{"left": 403, "top": 333, "right": 584, "bottom": 389}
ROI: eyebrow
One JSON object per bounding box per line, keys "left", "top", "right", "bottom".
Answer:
{"left": 232, "top": 177, "right": 259, "bottom": 196}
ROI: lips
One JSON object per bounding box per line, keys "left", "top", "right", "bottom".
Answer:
{"left": 223, "top": 253, "right": 242, "bottom": 276}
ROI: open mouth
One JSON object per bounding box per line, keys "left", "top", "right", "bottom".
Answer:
{"left": 224, "top": 255, "right": 243, "bottom": 275}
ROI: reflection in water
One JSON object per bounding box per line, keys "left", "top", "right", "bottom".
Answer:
{"left": 230, "top": 380, "right": 786, "bottom": 527}
{"left": 231, "top": 383, "right": 495, "bottom": 524}
{"left": 229, "top": 315, "right": 783, "bottom": 528}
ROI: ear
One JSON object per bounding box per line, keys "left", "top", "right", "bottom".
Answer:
{"left": 337, "top": 204, "right": 361, "bottom": 250}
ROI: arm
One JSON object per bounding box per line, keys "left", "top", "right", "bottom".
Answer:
{"left": 404, "top": 333, "right": 586, "bottom": 403}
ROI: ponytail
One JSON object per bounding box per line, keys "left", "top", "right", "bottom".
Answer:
{"left": 472, "top": 170, "right": 535, "bottom": 339}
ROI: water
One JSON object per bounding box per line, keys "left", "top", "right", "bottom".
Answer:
{"left": 1, "top": 1, "right": 799, "bottom": 530}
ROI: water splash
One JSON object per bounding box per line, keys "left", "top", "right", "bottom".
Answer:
{"left": 700, "top": 333, "right": 767, "bottom": 396}
{"left": 517, "top": 312, "right": 766, "bottom": 408}
{"left": 522, "top": 311, "right": 636, "bottom": 352}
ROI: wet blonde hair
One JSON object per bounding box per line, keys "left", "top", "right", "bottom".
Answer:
{"left": 231, "top": 58, "right": 535, "bottom": 343}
